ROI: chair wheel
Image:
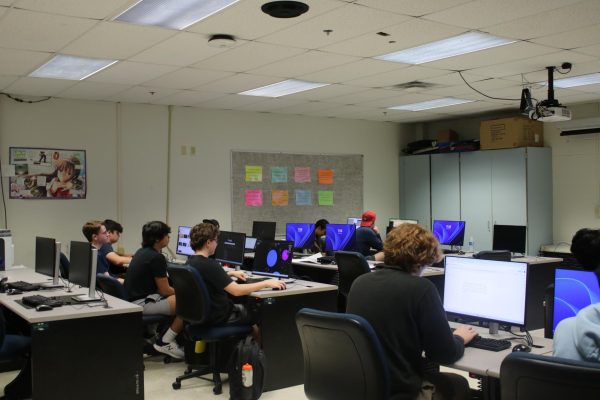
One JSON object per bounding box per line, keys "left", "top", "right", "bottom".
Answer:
{"left": 213, "top": 384, "right": 222, "bottom": 395}
{"left": 164, "top": 356, "right": 172, "bottom": 364}
{"left": 172, "top": 381, "right": 181, "bottom": 390}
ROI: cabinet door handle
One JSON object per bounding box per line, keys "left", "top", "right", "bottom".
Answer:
{"left": 488, "top": 221, "right": 490, "bottom": 231}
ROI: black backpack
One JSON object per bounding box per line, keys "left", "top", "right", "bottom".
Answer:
{"left": 228, "top": 336, "right": 266, "bottom": 400}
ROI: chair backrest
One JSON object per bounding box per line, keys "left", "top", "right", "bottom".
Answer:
{"left": 96, "top": 273, "right": 126, "bottom": 300}
{"left": 500, "top": 352, "right": 600, "bottom": 400}
{"left": 295, "top": 308, "right": 389, "bottom": 400}
{"left": 334, "top": 251, "right": 371, "bottom": 297}
{"left": 59, "top": 252, "right": 70, "bottom": 279}
{"left": 543, "top": 283, "right": 554, "bottom": 338}
{"left": 166, "top": 264, "right": 211, "bottom": 325}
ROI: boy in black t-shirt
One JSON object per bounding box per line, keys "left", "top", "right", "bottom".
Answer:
{"left": 186, "top": 223, "right": 285, "bottom": 327}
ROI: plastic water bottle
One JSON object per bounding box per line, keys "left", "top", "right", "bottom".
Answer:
{"left": 468, "top": 236, "right": 474, "bottom": 253}
{"left": 242, "top": 363, "right": 253, "bottom": 388}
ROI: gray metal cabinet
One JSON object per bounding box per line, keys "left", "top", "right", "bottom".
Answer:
{"left": 400, "top": 155, "right": 431, "bottom": 229}
{"left": 460, "top": 151, "right": 493, "bottom": 251}
{"left": 431, "top": 153, "right": 461, "bottom": 223}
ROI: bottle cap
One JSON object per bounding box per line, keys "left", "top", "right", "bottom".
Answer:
{"left": 242, "top": 363, "right": 252, "bottom": 370}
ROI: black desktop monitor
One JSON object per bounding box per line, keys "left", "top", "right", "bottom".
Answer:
{"left": 252, "top": 240, "right": 293, "bottom": 278}
{"left": 432, "top": 220, "right": 466, "bottom": 246}
{"left": 69, "top": 241, "right": 99, "bottom": 302}
{"left": 285, "top": 223, "right": 315, "bottom": 250}
{"left": 493, "top": 225, "right": 526, "bottom": 254}
{"left": 214, "top": 231, "right": 246, "bottom": 266}
{"left": 346, "top": 217, "right": 361, "bottom": 228}
{"left": 176, "top": 226, "right": 194, "bottom": 256}
{"left": 252, "top": 221, "right": 276, "bottom": 241}
{"left": 553, "top": 268, "right": 600, "bottom": 334}
{"left": 389, "top": 219, "right": 418, "bottom": 228}
{"left": 35, "top": 236, "right": 56, "bottom": 277}
{"left": 443, "top": 256, "right": 528, "bottom": 330}
{"left": 325, "top": 224, "right": 356, "bottom": 252}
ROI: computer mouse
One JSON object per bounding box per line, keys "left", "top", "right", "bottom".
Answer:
{"left": 271, "top": 287, "right": 286, "bottom": 291}
{"left": 512, "top": 344, "right": 531, "bottom": 352}
{"left": 6, "top": 289, "right": 22, "bottom": 295}
{"left": 35, "top": 304, "right": 53, "bottom": 312}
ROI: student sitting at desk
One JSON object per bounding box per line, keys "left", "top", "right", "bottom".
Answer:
{"left": 124, "top": 221, "right": 184, "bottom": 359}
{"left": 187, "top": 223, "right": 285, "bottom": 328}
{"left": 347, "top": 223, "right": 477, "bottom": 400}
{"left": 355, "top": 210, "right": 383, "bottom": 256}
{"left": 101, "top": 219, "right": 132, "bottom": 275}
{"left": 312, "top": 219, "right": 328, "bottom": 254}
{"left": 554, "top": 228, "right": 600, "bottom": 362}
{"left": 82, "top": 220, "right": 112, "bottom": 278}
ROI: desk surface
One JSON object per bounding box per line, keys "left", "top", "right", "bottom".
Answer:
{"left": 447, "top": 322, "right": 553, "bottom": 378}
{"left": 1, "top": 266, "right": 141, "bottom": 323}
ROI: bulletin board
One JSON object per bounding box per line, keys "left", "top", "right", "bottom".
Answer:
{"left": 231, "top": 151, "right": 363, "bottom": 235}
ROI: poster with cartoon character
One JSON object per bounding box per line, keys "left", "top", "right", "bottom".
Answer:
{"left": 9, "top": 147, "right": 86, "bottom": 199}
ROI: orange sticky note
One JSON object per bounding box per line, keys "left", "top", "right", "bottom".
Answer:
{"left": 271, "top": 190, "right": 289, "bottom": 206}
{"left": 318, "top": 169, "right": 334, "bottom": 184}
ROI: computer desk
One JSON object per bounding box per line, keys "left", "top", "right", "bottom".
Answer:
{"left": 446, "top": 322, "right": 553, "bottom": 399}
{"left": 0, "top": 267, "right": 143, "bottom": 400}
{"left": 247, "top": 278, "right": 337, "bottom": 392}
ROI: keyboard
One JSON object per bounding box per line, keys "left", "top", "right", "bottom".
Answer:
{"left": 317, "top": 256, "right": 336, "bottom": 264}
{"left": 21, "top": 295, "right": 64, "bottom": 308}
{"left": 242, "top": 277, "right": 269, "bottom": 284}
{"left": 7, "top": 281, "right": 40, "bottom": 292}
{"left": 467, "top": 336, "right": 511, "bottom": 352}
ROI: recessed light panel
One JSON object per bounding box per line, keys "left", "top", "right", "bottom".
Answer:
{"left": 29, "top": 54, "right": 117, "bottom": 80}
{"left": 552, "top": 72, "right": 600, "bottom": 88}
{"left": 115, "top": 0, "right": 241, "bottom": 30}
{"left": 376, "top": 32, "right": 516, "bottom": 65}
{"left": 239, "top": 79, "right": 330, "bottom": 97}
{"left": 388, "top": 98, "right": 474, "bottom": 111}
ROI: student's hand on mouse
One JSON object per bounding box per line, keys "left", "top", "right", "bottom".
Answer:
{"left": 453, "top": 325, "right": 478, "bottom": 345}
{"left": 265, "top": 280, "right": 286, "bottom": 290}
{"left": 229, "top": 270, "right": 248, "bottom": 281}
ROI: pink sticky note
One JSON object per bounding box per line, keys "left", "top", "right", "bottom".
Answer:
{"left": 294, "top": 167, "right": 311, "bottom": 183}
{"left": 245, "top": 189, "right": 263, "bottom": 207}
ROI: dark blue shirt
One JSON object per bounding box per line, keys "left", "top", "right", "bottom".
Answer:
{"left": 355, "top": 227, "right": 383, "bottom": 256}
{"left": 96, "top": 243, "right": 113, "bottom": 275}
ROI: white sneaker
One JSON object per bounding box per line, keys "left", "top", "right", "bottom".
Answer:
{"left": 153, "top": 341, "right": 185, "bottom": 359}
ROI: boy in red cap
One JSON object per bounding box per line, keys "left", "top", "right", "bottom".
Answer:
{"left": 355, "top": 210, "right": 383, "bottom": 256}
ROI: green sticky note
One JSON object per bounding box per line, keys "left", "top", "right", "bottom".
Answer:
{"left": 318, "top": 191, "right": 334, "bottom": 206}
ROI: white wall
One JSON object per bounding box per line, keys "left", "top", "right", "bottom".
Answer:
{"left": 0, "top": 97, "right": 412, "bottom": 265}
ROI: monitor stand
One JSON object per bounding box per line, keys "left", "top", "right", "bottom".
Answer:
{"left": 488, "top": 322, "right": 499, "bottom": 335}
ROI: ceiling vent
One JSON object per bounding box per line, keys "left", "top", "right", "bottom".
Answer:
{"left": 261, "top": 1, "right": 309, "bottom": 18}
{"left": 208, "top": 34, "right": 236, "bottom": 48}
{"left": 388, "top": 81, "right": 438, "bottom": 91}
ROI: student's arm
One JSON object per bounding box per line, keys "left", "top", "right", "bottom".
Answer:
{"left": 224, "top": 279, "right": 285, "bottom": 297}
{"left": 370, "top": 229, "right": 384, "bottom": 251}
{"left": 106, "top": 251, "right": 132, "bottom": 266}
{"left": 154, "top": 277, "right": 175, "bottom": 297}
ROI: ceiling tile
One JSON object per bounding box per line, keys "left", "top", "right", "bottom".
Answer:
{"left": 355, "top": 0, "right": 473, "bottom": 17}
{"left": 0, "top": 9, "right": 97, "bottom": 52}
{"left": 187, "top": 0, "right": 344, "bottom": 40}
{"left": 299, "top": 58, "right": 405, "bottom": 84}
{"left": 197, "top": 94, "right": 267, "bottom": 110}
{"left": 130, "top": 32, "right": 235, "bottom": 67}
{"left": 258, "top": 3, "right": 410, "bottom": 50}
{"left": 5, "top": 76, "right": 76, "bottom": 96}
{"left": 0, "top": 2, "right": 13, "bottom": 6}
{"left": 249, "top": 50, "right": 359, "bottom": 78}
{"left": 236, "top": 97, "right": 306, "bottom": 112}
{"left": 0, "top": 48, "right": 51, "bottom": 75}
{"left": 143, "top": 68, "right": 233, "bottom": 90}
{"left": 61, "top": 21, "right": 176, "bottom": 60}
{"left": 322, "top": 18, "right": 466, "bottom": 57}
{"left": 0, "top": 75, "right": 19, "bottom": 90}
{"left": 0, "top": 6, "right": 6, "bottom": 17}
{"left": 423, "top": 0, "right": 587, "bottom": 31}
{"left": 346, "top": 65, "right": 449, "bottom": 88}
{"left": 273, "top": 100, "right": 343, "bottom": 115}
{"left": 531, "top": 24, "right": 600, "bottom": 49}
{"left": 108, "top": 85, "right": 179, "bottom": 103}
{"left": 323, "top": 88, "right": 399, "bottom": 105}
{"left": 14, "top": 0, "right": 133, "bottom": 19}
{"left": 284, "top": 84, "right": 368, "bottom": 101}
{"left": 193, "top": 41, "right": 305, "bottom": 73}
{"left": 150, "top": 90, "right": 225, "bottom": 106}
{"left": 56, "top": 80, "right": 130, "bottom": 100}
{"left": 88, "top": 61, "right": 179, "bottom": 85}
{"left": 195, "top": 73, "right": 282, "bottom": 94}
{"left": 575, "top": 43, "right": 600, "bottom": 57}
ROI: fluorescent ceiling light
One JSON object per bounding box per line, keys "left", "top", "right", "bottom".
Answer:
{"left": 29, "top": 54, "right": 117, "bottom": 80}
{"left": 388, "top": 98, "right": 474, "bottom": 111}
{"left": 552, "top": 72, "right": 600, "bottom": 88}
{"left": 376, "top": 32, "right": 516, "bottom": 64}
{"left": 239, "top": 80, "right": 330, "bottom": 97}
{"left": 114, "top": 0, "right": 241, "bottom": 30}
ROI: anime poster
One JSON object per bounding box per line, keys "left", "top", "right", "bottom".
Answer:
{"left": 9, "top": 147, "right": 86, "bottom": 199}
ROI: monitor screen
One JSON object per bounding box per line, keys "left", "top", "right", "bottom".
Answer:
{"left": 432, "top": 220, "right": 466, "bottom": 246}
{"left": 389, "top": 219, "right": 418, "bottom": 228}
{"left": 69, "top": 241, "right": 93, "bottom": 287}
{"left": 286, "top": 223, "right": 315, "bottom": 250}
{"left": 245, "top": 237, "right": 257, "bottom": 251}
{"left": 347, "top": 217, "right": 361, "bottom": 228}
{"left": 493, "top": 225, "right": 526, "bottom": 254}
{"left": 553, "top": 268, "right": 600, "bottom": 333}
{"left": 35, "top": 236, "right": 56, "bottom": 277}
{"left": 214, "top": 231, "right": 246, "bottom": 266}
{"left": 176, "top": 226, "right": 193, "bottom": 256}
{"left": 443, "top": 256, "right": 528, "bottom": 326}
{"left": 252, "top": 221, "right": 276, "bottom": 241}
{"left": 325, "top": 224, "right": 356, "bottom": 252}
{"left": 253, "top": 240, "right": 293, "bottom": 277}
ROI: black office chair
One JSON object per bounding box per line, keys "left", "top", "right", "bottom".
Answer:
{"left": 500, "top": 352, "right": 600, "bottom": 400}
{"left": 543, "top": 283, "right": 554, "bottom": 338}
{"left": 295, "top": 308, "right": 390, "bottom": 400}
{"left": 334, "top": 251, "right": 371, "bottom": 311}
{"left": 167, "top": 264, "right": 251, "bottom": 394}
{"left": 59, "top": 252, "right": 69, "bottom": 279}
{"left": 95, "top": 274, "right": 170, "bottom": 353}
{"left": 0, "top": 311, "right": 32, "bottom": 398}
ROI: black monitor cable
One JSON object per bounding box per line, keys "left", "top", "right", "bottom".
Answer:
{"left": 457, "top": 71, "right": 521, "bottom": 101}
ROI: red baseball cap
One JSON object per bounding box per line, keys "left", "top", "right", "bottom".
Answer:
{"left": 360, "top": 210, "right": 376, "bottom": 227}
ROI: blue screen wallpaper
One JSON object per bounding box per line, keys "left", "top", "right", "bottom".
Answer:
{"left": 553, "top": 269, "right": 600, "bottom": 332}
{"left": 285, "top": 223, "right": 315, "bottom": 249}
{"left": 432, "top": 220, "right": 466, "bottom": 246}
{"left": 325, "top": 224, "right": 356, "bottom": 251}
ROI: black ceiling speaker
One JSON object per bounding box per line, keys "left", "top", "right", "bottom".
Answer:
{"left": 261, "top": 1, "right": 309, "bottom": 18}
